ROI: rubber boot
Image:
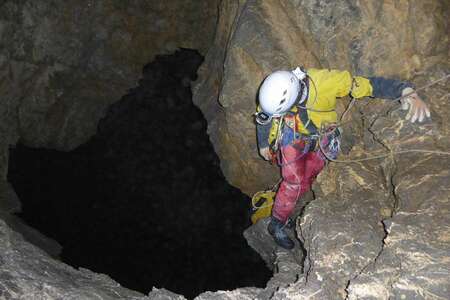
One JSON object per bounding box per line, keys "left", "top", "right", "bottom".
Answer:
{"left": 268, "top": 217, "right": 295, "bottom": 250}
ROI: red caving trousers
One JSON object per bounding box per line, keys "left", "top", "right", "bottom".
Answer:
{"left": 272, "top": 140, "right": 326, "bottom": 223}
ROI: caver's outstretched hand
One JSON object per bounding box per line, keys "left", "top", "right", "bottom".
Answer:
{"left": 401, "top": 87, "right": 431, "bottom": 123}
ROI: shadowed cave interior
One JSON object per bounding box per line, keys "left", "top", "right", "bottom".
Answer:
{"left": 7, "top": 49, "right": 272, "bottom": 299}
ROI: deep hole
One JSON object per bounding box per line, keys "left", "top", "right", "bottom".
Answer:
{"left": 7, "top": 49, "right": 271, "bottom": 299}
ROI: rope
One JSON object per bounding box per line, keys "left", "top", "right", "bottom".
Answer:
{"left": 298, "top": 75, "right": 336, "bottom": 113}
{"left": 318, "top": 138, "right": 450, "bottom": 163}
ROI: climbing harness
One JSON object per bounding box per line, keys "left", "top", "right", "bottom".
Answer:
{"left": 252, "top": 73, "right": 450, "bottom": 225}
{"left": 317, "top": 125, "right": 341, "bottom": 161}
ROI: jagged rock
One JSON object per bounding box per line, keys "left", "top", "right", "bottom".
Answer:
{"left": 0, "top": 219, "right": 153, "bottom": 300}
{"left": 243, "top": 219, "right": 279, "bottom": 269}
{"left": 0, "top": 180, "right": 62, "bottom": 258}
{"left": 244, "top": 218, "right": 304, "bottom": 269}
{"left": 345, "top": 70, "right": 450, "bottom": 299}
{"left": 195, "top": 288, "right": 263, "bottom": 300}
{"left": 148, "top": 288, "right": 187, "bottom": 300}
{"left": 269, "top": 69, "right": 450, "bottom": 299}
{"left": 194, "top": 0, "right": 450, "bottom": 299}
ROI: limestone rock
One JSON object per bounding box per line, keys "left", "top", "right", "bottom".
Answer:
{"left": 148, "top": 288, "right": 187, "bottom": 300}
{"left": 0, "top": 218, "right": 153, "bottom": 299}
{"left": 194, "top": 287, "right": 262, "bottom": 300}
{"left": 269, "top": 68, "right": 450, "bottom": 299}
{"left": 194, "top": 0, "right": 450, "bottom": 299}
{"left": 0, "top": 0, "right": 219, "bottom": 179}
{"left": 1, "top": 0, "right": 450, "bottom": 299}
{"left": 345, "top": 70, "right": 450, "bottom": 299}
{"left": 193, "top": 0, "right": 449, "bottom": 195}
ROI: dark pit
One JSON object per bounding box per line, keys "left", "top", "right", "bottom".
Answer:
{"left": 8, "top": 49, "right": 271, "bottom": 299}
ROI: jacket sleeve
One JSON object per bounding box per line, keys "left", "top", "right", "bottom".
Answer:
{"left": 309, "top": 68, "right": 414, "bottom": 100}
{"left": 307, "top": 69, "right": 372, "bottom": 99}
{"left": 256, "top": 123, "right": 271, "bottom": 148}
{"left": 367, "top": 77, "right": 414, "bottom": 100}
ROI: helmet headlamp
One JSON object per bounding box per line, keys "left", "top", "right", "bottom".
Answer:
{"left": 255, "top": 112, "right": 273, "bottom": 125}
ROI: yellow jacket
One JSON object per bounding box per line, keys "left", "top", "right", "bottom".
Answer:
{"left": 293, "top": 68, "right": 372, "bottom": 134}
{"left": 256, "top": 68, "right": 413, "bottom": 148}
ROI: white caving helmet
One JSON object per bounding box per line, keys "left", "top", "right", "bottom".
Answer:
{"left": 256, "top": 67, "right": 307, "bottom": 125}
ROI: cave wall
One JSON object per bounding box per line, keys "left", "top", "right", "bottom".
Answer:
{"left": 0, "top": 0, "right": 220, "bottom": 180}
{"left": 193, "top": 0, "right": 449, "bottom": 195}
{"left": 0, "top": 2, "right": 231, "bottom": 298}
{"left": 193, "top": 0, "right": 450, "bottom": 299}
{"left": 271, "top": 68, "right": 450, "bottom": 299}
{"left": 1, "top": 0, "right": 450, "bottom": 299}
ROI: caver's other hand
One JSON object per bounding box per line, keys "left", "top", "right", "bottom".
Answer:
{"left": 259, "top": 147, "right": 271, "bottom": 160}
{"left": 401, "top": 87, "right": 431, "bottom": 123}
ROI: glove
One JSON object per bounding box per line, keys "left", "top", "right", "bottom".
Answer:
{"left": 400, "top": 87, "right": 431, "bottom": 123}
{"left": 259, "top": 147, "right": 271, "bottom": 161}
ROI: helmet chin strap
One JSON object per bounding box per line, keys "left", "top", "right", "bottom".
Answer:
{"left": 295, "top": 78, "right": 308, "bottom": 106}
{"left": 291, "top": 67, "right": 308, "bottom": 106}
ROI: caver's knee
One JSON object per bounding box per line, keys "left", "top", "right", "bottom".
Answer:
{"left": 282, "top": 171, "right": 303, "bottom": 187}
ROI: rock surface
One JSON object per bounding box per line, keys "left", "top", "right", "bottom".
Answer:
{"left": 0, "top": 219, "right": 151, "bottom": 299}
{"left": 1, "top": 0, "right": 450, "bottom": 299}
{"left": 193, "top": 0, "right": 450, "bottom": 299}
{"left": 344, "top": 70, "right": 450, "bottom": 299}
{"left": 0, "top": 0, "right": 219, "bottom": 179}
{"left": 7, "top": 49, "right": 271, "bottom": 298}
{"left": 268, "top": 68, "right": 450, "bottom": 300}
{"left": 193, "top": 0, "right": 449, "bottom": 195}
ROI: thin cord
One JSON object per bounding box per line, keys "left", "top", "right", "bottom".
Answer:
{"left": 317, "top": 73, "right": 450, "bottom": 163}
{"left": 393, "top": 73, "right": 450, "bottom": 102}
{"left": 342, "top": 73, "right": 447, "bottom": 128}
{"left": 340, "top": 97, "right": 356, "bottom": 122}
{"left": 319, "top": 138, "right": 450, "bottom": 163}
{"left": 297, "top": 76, "right": 336, "bottom": 113}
